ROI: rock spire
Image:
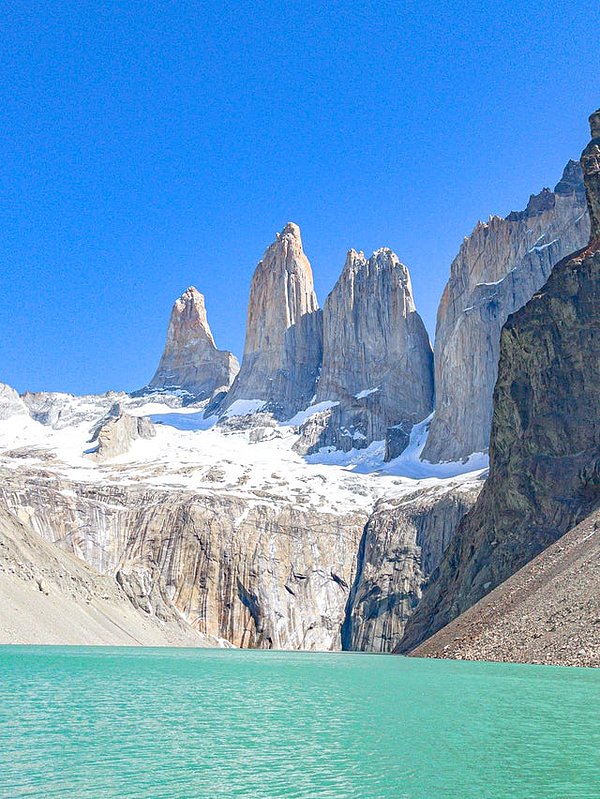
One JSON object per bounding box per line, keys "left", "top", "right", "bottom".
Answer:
{"left": 298, "top": 247, "right": 433, "bottom": 453}
{"left": 222, "top": 223, "right": 322, "bottom": 418}
{"left": 149, "top": 287, "right": 239, "bottom": 398}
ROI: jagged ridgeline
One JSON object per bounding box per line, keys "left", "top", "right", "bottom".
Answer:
{"left": 146, "top": 222, "right": 434, "bottom": 453}
{"left": 2, "top": 110, "right": 598, "bottom": 664}
{"left": 145, "top": 164, "right": 589, "bottom": 464}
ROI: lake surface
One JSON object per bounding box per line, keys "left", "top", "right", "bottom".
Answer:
{"left": 1, "top": 647, "right": 598, "bottom": 798}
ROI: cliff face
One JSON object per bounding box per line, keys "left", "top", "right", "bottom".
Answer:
{"left": 299, "top": 248, "right": 433, "bottom": 453}
{"left": 149, "top": 287, "right": 239, "bottom": 399}
{"left": 0, "top": 475, "right": 365, "bottom": 650}
{"left": 343, "top": 477, "right": 482, "bottom": 653}
{"left": 400, "top": 111, "right": 600, "bottom": 652}
{"left": 222, "top": 223, "right": 322, "bottom": 419}
{"left": 0, "top": 505, "right": 213, "bottom": 647}
{"left": 423, "top": 161, "right": 589, "bottom": 463}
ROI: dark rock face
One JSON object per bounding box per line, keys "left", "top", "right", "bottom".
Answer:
{"left": 400, "top": 110, "right": 600, "bottom": 653}
{"left": 422, "top": 160, "right": 589, "bottom": 464}
{"left": 343, "top": 479, "right": 482, "bottom": 653}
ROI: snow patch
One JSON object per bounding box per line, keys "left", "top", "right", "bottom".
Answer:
{"left": 283, "top": 401, "right": 339, "bottom": 427}
{"left": 222, "top": 399, "right": 266, "bottom": 418}
{"left": 354, "top": 387, "right": 380, "bottom": 400}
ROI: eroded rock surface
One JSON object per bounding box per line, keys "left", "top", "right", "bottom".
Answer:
{"left": 0, "top": 475, "right": 366, "bottom": 650}
{"left": 0, "top": 504, "right": 213, "bottom": 646}
{"left": 149, "top": 287, "right": 239, "bottom": 398}
{"left": 343, "top": 477, "right": 482, "bottom": 652}
{"left": 423, "top": 160, "right": 589, "bottom": 463}
{"left": 300, "top": 248, "right": 433, "bottom": 453}
{"left": 89, "top": 409, "right": 156, "bottom": 460}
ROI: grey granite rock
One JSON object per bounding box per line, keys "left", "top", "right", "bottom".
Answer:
{"left": 423, "top": 160, "right": 590, "bottom": 463}
{"left": 89, "top": 411, "right": 156, "bottom": 460}
{"left": 300, "top": 248, "right": 433, "bottom": 453}
{"left": 221, "top": 223, "right": 322, "bottom": 419}
{"left": 343, "top": 478, "right": 482, "bottom": 652}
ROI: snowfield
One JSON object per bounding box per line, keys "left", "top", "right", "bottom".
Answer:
{"left": 0, "top": 390, "right": 488, "bottom": 517}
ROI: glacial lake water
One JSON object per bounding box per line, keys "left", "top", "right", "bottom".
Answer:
{"left": 1, "top": 647, "right": 599, "bottom": 799}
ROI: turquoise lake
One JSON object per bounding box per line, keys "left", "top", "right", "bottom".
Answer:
{"left": 1, "top": 647, "right": 598, "bottom": 798}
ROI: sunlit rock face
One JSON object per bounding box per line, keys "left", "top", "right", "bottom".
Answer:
{"left": 149, "top": 287, "right": 239, "bottom": 399}
{"left": 422, "top": 160, "right": 590, "bottom": 464}
{"left": 221, "top": 223, "right": 323, "bottom": 420}
{"left": 297, "top": 247, "right": 433, "bottom": 454}
{"left": 401, "top": 111, "right": 600, "bottom": 653}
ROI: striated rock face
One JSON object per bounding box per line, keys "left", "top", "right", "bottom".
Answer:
{"left": 300, "top": 248, "right": 433, "bottom": 453}
{"left": 343, "top": 478, "right": 482, "bottom": 652}
{"left": 222, "top": 223, "right": 322, "bottom": 419}
{"left": 0, "top": 504, "right": 212, "bottom": 646}
{"left": 149, "top": 287, "right": 239, "bottom": 398}
{"left": 400, "top": 111, "right": 600, "bottom": 652}
{"left": 89, "top": 409, "right": 156, "bottom": 461}
{"left": 411, "top": 509, "right": 600, "bottom": 668}
{"left": 0, "top": 475, "right": 366, "bottom": 650}
{"left": 423, "top": 160, "right": 590, "bottom": 463}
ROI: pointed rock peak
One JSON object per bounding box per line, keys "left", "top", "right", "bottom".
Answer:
{"left": 342, "top": 249, "right": 367, "bottom": 272}
{"left": 281, "top": 221, "right": 301, "bottom": 240}
{"left": 554, "top": 160, "right": 585, "bottom": 196}
{"left": 582, "top": 109, "right": 600, "bottom": 242}
{"left": 274, "top": 222, "right": 303, "bottom": 248}
{"left": 148, "top": 286, "right": 238, "bottom": 397}
{"left": 171, "top": 286, "right": 215, "bottom": 347}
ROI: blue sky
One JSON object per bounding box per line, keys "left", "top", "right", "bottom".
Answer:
{"left": 1, "top": 1, "right": 598, "bottom": 394}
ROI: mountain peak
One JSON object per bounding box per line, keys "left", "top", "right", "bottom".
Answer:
{"left": 148, "top": 288, "right": 238, "bottom": 397}
{"left": 582, "top": 109, "right": 600, "bottom": 242}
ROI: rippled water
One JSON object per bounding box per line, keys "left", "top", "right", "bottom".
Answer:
{"left": 1, "top": 647, "right": 599, "bottom": 798}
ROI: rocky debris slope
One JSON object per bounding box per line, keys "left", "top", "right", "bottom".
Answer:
{"left": 297, "top": 248, "right": 433, "bottom": 454}
{"left": 221, "top": 223, "right": 322, "bottom": 419}
{"left": 400, "top": 110, "right": 600, "bottom": 654}
{"left": 411, "top": 510, "right": 600, "bottom": 668}
{"left": 0, "top": 504, "right": 214, "bottom": 646}
{"left": 423, "top": 160, "right": 590, "bottom": 464}
{"left": 89, "top": 407, "right": 156, "bottom": 460}
{"left": 149, "top": 286, "right": 239, "bottom": 399}
{"left": 343, "top": 476, "right": 482, "bottom": 652}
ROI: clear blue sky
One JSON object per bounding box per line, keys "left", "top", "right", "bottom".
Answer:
{"left": 1, "top": 1, "right": 598, "bottom": 394}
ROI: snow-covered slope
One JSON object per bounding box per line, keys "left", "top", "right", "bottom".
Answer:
{"left": 0, "top": 385, "right": 487, "bottom": 650}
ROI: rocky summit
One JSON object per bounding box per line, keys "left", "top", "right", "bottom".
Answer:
{"left": 400, "top": 110, "right": 600, "bottom": 655}
{"left": 296, "top": 248, "right": 433, "bottom": 455}
{"left": 149, "top": 286, "right": 239, "bottom": 399}
{"left": 422, "top": 160, "right": 589, "bottom": 464}
{"left": 221, "top": 223, "right": 322, "bottom": 420}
